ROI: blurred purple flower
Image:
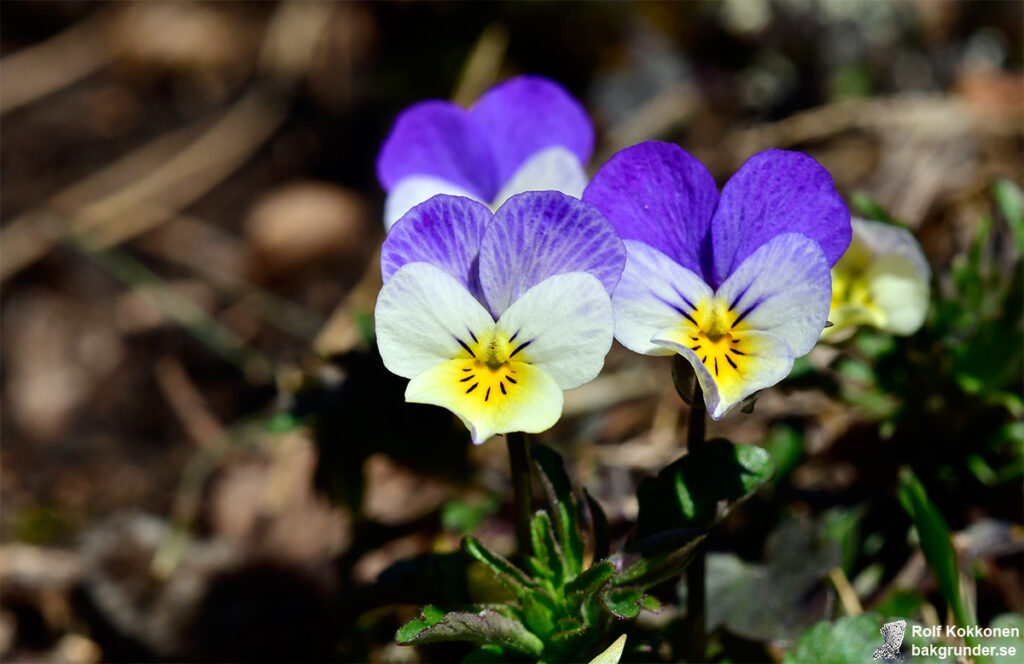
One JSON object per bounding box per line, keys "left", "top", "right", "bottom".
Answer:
{"left": 584, "top": 141, "right": 851, "bottom": 419}
{"left": 374, "top": 191, "right": 625, "bottom": 444}
{"left": 376, "top": 75, "right": 594, "bottom": 229}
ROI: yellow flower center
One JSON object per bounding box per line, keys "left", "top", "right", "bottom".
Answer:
{"left": 676, "top": 297, "right": 752, "bottom": 380}
{"left": 826, "top": 239, "right": 887, "bottom": 334}
{"left": 452, "top": 329, "right": 531, "bottom": 404}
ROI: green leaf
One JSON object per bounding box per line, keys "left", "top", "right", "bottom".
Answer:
{"left": 785, "top": 614, "right": 951, "bottom": 664}
{"left": 521, "top": 588, "right": 559, "bottom": 640}
{"left": 692, "top": 516, "right": 841, "bottom": 643}
{"left": 633, "top": 439, "right": 774, "bottom": 539}
{"left": 461, "top": 644, "right": 507, "bottom": 664}
{"left": 528, "top": 511, "right": 564, "bottom": 584}
{"left": 552, "top": 617, "right": 587, "bottom": 641}
{"left": 463, "top": 536, "right": 536, "bottom": 600}
{"left": 565, "top": 561, "right": 614, "bottom": 598}
{"left": 984, "top": 614, "right": 1024, "bottom": 664}
{"left": 396, "top": 608, "right": 544, "bottom": 658}
{"left": 532, "top": 444, "right": 586, "bottom": 576}
{"left": 601, "top": 587, "right": 643, "bottom": 620}
{"left": 850, "top": 191, "right": 898, "bottom": 224}
{"left": 763, "top": 423, "right": 805, "bottom": 481}
{"left": 442, "top": 495, "right": 500, "bottom": 534}
{"left": 588, "top": 634, "right": 627, "bottom": 664}
{"left": 897, "top": 469, "right": 971, "bottom": 631}
{"left": 872, "top": 589, "right": 927, "bottom": 620}
{"left": 265, "top": 411, "right": 301, "bottom": 433}
{"left": 396, "top": 604, "right": 446, "bottom": 642}
{"left": 783, "top": 614, "right": 940, "bottom": 664}
{"left": 639, "top": 594, "right": 661, "bottom": 612}
{"left": 611, "top": 529, "right": 705, "bottom": 589}
{"left": 993, "top": 179, "right": 1024, "bottom": 255}
{"left": 584, "top": 489, "right": 610, "bottom": 562}
{"left": 820, "top": 507, "right": 864, "bottom": 574}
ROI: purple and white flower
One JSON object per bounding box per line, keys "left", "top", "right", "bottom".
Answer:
{"left": 374, "top": 191, "right": 625, "bottom": 444}
{"left": 376, "top": 75, "right": 594, "bottom": 229}
{"left": 583, "top": 141, "right": 851, "bottom": 419}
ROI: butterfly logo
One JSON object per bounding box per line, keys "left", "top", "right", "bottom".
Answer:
{"left": 873, "top": 619, "right": 907, "bottom": 663}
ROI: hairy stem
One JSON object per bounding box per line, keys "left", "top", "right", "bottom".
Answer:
{"left": 505, "top": 431, "right": 533, "bottom": 557}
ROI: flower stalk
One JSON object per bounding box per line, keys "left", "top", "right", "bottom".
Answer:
{"left": 506, "top": 431, "right": 533, "bottom": 557}
{"left": 675, "top": 355, "right": 707, "bottom": 662}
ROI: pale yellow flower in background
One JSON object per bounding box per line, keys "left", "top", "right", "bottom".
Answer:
{"left": 823, "top": 217, "right": 931, "bottom": 340}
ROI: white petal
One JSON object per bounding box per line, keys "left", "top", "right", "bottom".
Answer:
{"left": 374, "top": 262, "right": 494, "bottom": 378}
{"left": 653, "top": 327, "right": 793, "bottom": 420}
{"left": 851, "top": 217, "right": 931, "bottom": 283}
{"left": 491, "top": 146, "right": 588, "bottom": 209}
{"left": 715, "top": 233, "right": 831, "bottom": 357}
{"left": 866, "top": 254, "right": 930, "bottom": 335}
{"left": 384, "top": 176, "right": 480, "bottom": 230}
{"left": 495, "top": 272, "right": 613, "bottom": 390}
{"left": 406, "top": 359, "right": 563, "bottom": 445}
{"left": 611, "top": 240, "right": 713, "bottom": 356}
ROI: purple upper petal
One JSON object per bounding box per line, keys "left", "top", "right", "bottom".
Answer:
{"left": 582, "top": 141, "right": 719, "bottom": 278}
{"left": 376, "top": 101, "right": 496, "bottom": 198}
{"left": 479, "top": 191, "right": 625, "bottom": 317}
{"left": 470, "top": 75, "right": 594, "bottom": 188}
{"left": 709, "top": 149, "right": 851, "bottom": 287}
{"left": 381, "top": 195, "right": 491, "bottom": 300}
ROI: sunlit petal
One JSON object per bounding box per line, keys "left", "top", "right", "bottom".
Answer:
{"left": 711, "top": 149, "right": 850, "bottom": 287}
{"left": 381, "top": 195, "right": 491, "bottom": 300}
{"left": 715, "top": 233, "right": 832, "bottom": 357}
{"left": 374, "top": 262, "right": 495, "bottom": 379}
{"left": 583, "top": 141, "right": 718, "bottom": 278}
{"left": 495, "top": 272, "right": 614, "bottom": 390}
{"left": 407, "top": 359, "right": 562, "bottom": 445}
{"left": 480, "top": 191, "right": 625, "bottom": 316}
{"left": 653, "top": 327, "right": 793, "bottom": 420}
{"left": 611, "top": 240, "right": 714, "bottom": 356}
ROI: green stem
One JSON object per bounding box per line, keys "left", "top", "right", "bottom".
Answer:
{"left": 676, "top": 356, "right": 707, "bottom": 662}
{"left": 506, "top": 431, "right": 533, "bottom": 557}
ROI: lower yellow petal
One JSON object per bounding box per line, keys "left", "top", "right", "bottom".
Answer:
{"left": 654, "top": 325, "right": 792, "bottom": 419}
{"left": 406, "top": 359, "right": 563, "bottom": 445}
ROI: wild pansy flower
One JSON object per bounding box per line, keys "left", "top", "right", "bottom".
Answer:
{"left": 376, "top": 75, "right": 593, "bottom": 229}
{"left": 374, "top": 191, "right": 625, "bottom": 444}
{"left": 583, "top": 141, "right": 851, "bottom": 419}
{"left": 822, "top": 216, "right": 930, "bottom": 339}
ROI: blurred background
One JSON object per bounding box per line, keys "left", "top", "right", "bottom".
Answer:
{"left": 1, "top": 1, "right": 1021, "bottom": 663}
